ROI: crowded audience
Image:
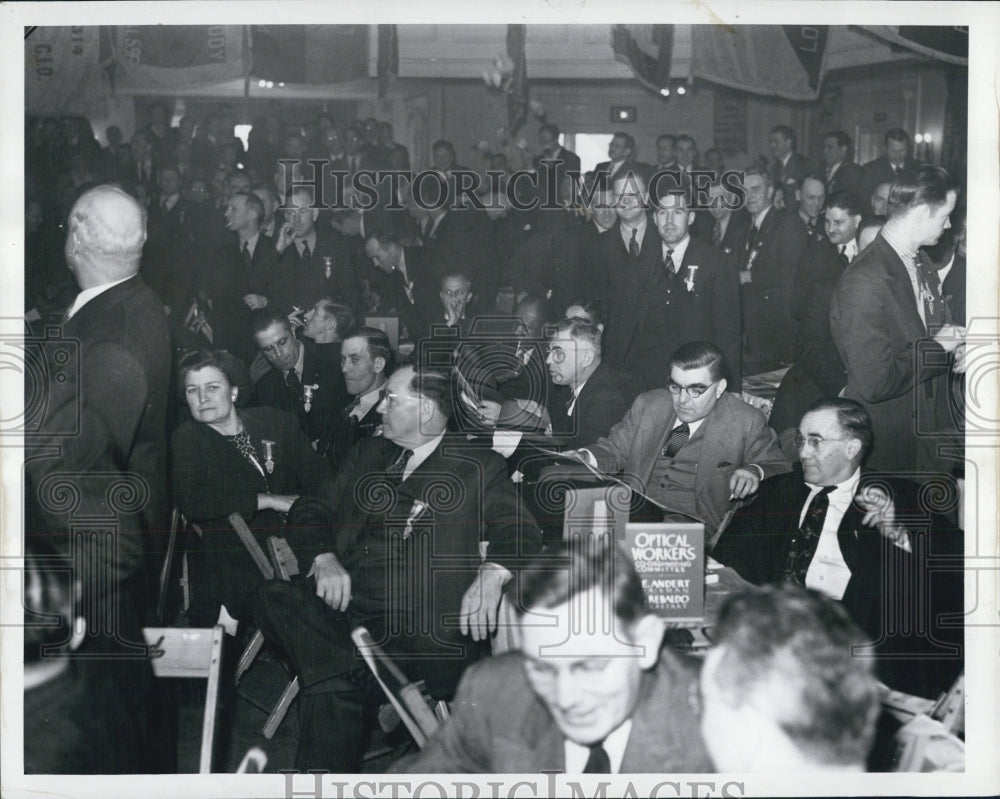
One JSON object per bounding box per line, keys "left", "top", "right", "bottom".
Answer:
{"left": 24, "top": 101, "right": 967, "bottom": 777}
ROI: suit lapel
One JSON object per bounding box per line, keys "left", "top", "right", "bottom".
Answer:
{"left": 873, "top": 236, "right": 928, "bottom": 338}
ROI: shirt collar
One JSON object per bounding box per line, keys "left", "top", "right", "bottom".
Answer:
{"left": 662, "top": 234, "right": 691, "bottom": 267}
{"left": 352, "top": 383, "right": 385, "bottom": 418}
{"left": 753, "top": 206, "right": 771, "bottom": 228}
{"left": 291, "top": 341, "right": 306, "bottom": 378}
{"left": 242, "top": 230, "right": 261, "bottom": 256}
{"left": 880, "top": 227, "right": 918, "bottom": 267}
{"left": 620, "top": 216, "right": 647, "bottom": 244}
{"left": 407, "top": 432, "right": 446, "bottom": 474}
{"left": 296, "top": 229, "right": 318, "bottom": 253}
{"left": 564, "top": 719, "right": 633, "bottom": 774}
{"left": 65, "top": 275, "right": 132, "bottom": 320}
{"left": 842, "top": 239, "right": 859, "bottom": 262}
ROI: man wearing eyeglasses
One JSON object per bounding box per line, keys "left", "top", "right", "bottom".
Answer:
{"left": 712, "top": 397, "right": 964, "bottom": 699}
{"left": 568, "top": 340, "right": 790, "bottom": 535}
{"left": 249, "top": 364, "right": 542, "bottom": 771}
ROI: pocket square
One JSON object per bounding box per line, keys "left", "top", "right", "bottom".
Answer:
{"left": 717, "top": 461, "right": 733, "bottom": 468}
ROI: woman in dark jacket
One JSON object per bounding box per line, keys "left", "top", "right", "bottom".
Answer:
{"left": 171, "top": 350, "right": 332, "bottom": 625}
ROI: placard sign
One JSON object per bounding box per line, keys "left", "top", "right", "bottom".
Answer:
{"left": 625, "top": 522, "right": 705, "bottom": 621}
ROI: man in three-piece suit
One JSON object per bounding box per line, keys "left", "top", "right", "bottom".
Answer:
{"left": 830, "top": 166, "right": 965, "bottom": 474}
{"left": 250, "top": 365, "right": 541, "bottom": 771}
{"left": 861, "top": 128, "right": 923, "bottom": 203}
{"left": 652, "top": 190, "right": 743, "bottom": 387}
{"left": 712, "top": 398, "right": 964, "bottom": 698}
{"left": 25, "top": 185, "right": 172, "bottom": 772}
{"left": 771, "top": 191, "right": 864, "bottom": 433}
{"left": 398, "top": 541, "right": 712, "bottom": 773}
{"left": 738, "top": 167, "right": 810, "bottom": 373}
{"left": 250, "top": 311, "right": 346, "bottom": 461}
{"left": 821, "top": 130, "right": 865, "bottom": 198}
{"left": 572, "top": 341, "right": 790, "bottom": 536}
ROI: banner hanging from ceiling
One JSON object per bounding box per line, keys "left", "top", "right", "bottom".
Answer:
{"left": 25, "top": 26, "right": 106, "bottom": 114}
{"left": 857, "top": 26, "right": 967, "bottom": 66}
{"left": 690, "top": 25, "right": 830, "bottom": 101}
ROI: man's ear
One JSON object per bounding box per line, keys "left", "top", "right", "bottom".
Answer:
{"left": 633, "top": 614, "right": 666, "bottom": 669}
{"left": 373, "top": 356, "right": 386, "bottom": 375}
{"left": 310, "top": 208, "right": 319, "bottom": 222}
{"left": 231, "top": 385, "right": 239, "bottom": 403}
{"left": 686, "top": 210, "right": 696, "bottom": 227}
{"left": 716, "top": 378, "right": 728, "bottom": 397}
{"left": 845, "top": 437, "right": 863, "bottom": 460}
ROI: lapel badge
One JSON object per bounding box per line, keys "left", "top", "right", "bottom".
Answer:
{"left": 303, "top": 383, "right": 319, "bottom": 413}
{"left": 684, "top": 264, "right": 699, "bottom": 292}
{"left": 262, "top": 439, "right": 276, "bottom": 474}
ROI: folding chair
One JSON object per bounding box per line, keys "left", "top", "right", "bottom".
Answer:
{"left": 143, "top": 625, "right": 224, "bottom": 773}
{"left": 226, "top": 513, "right": 301, "bottom": 739}
{"left": 351, "top": 626, "right": 441, "bottom": 748}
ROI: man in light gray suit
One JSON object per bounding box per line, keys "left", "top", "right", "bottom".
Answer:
{"left": 571, "top": 341, "right": 791, "bottom": 535}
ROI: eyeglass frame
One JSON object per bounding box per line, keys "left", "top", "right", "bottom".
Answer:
{"left": 666, "top": 378, "right": 721, "bottom": 399}
{"left": 793, "top": 433, "right": 850, "bottom": 450}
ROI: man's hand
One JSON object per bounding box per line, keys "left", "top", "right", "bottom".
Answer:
{"left": 952, "top": 341, "right": 969, "bottom": 374}
{"left": 444, "top": 299, "right": 466, "bottom": 327}
{"left": 932, "top": 324, "right": 966, "bottom": 354}
{"left": 257, "top": 493, "right": 299, "bottom": 513}
{"left": 728, "top": 467, "right": 760, "bottom": 499}
{"left": 275, "top": 222, "right": 295, "bottom": 253}
{"left": 308, "top": 553, "right": 352, "bottom": 611}
{"left": 460, "top": 563, "right": 511, "bottom": 642}
{"left": 739, "top": 269, "right": 753, "bottom": 285}
{"left": 243, "top": 293, "right": 268, "bottom": 310}
{"left": 856, "top": 485, "right": 910, "bottom": 550}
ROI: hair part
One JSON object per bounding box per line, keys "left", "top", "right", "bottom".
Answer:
{"left": 670, "top": 340, "right": 728, "bottom": 383}
{"left": 803, "top": 397, "right": 873, "bottom": 460}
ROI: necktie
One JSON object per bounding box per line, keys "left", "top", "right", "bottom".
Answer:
{"left": 385, "top": 448, "right": 414, "bottom": 485}
{"left": 747, "top": 223, "right": 759, "bottom": 254}
{"left": 837, "top": 245, "right": 849, "bottom": 267}
{"left": 241, "top": 241, "right": 252, "bottom": 267}
{"left": 782, "top": 486, "right": 835, "bottom": 584}
{"left": 583, "top": 741, "right": 611, "bottom": 774}
{"left": 663, "top": 422, "right": 690, "bottom": 458}
{"left": 712, "top": 221, "right": 723, "bottom": 246}
{"left": 628, "top": 227, "right": 639, "bottom": 257}
{"left": 663, "top": 248, "right": 675, "bottom": 274}
{"left": 285, "top": 369, "right": 303, "bottom": 403}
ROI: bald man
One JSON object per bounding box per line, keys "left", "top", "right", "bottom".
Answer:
{"left": 25, "top": 185, "right": 172, "bottom": 771}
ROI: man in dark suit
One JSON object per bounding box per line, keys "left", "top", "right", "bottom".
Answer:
{"left": 593, "top": 131, "right": 648, "bottom": 185}
{"left": 822, "top": 130, "right": 865, "bottom": 198}
{"left": 600, "top": 171, "right": 668, "bottom": 393}
{"left": 795, "top": 174, "right": 827, "bottom": 239}
{"left": 25, "top": 185, "right": 172, "bottom": 772}
{"left": 738, "top": 167, "right": 810, "bottom": 372}
{"left": 771, "top": 191, "right": 864, "bottom": 433}
{"left": 250, "top": 310, "right": 346, "bottom": 461}
{"left": 249, "top": 365, "right": 542, "bottom": 771}
{"left": 654, "top": 133, "right": 678, "bottom": 173}
{"left": 534, "top": 123, "right": 582, "bottom": 206}
{"left": 326, "top": 327, "right": 393, "bottom": 466}
{"left": 543, "top": 319, "right": 628, "bottom": 449}
{"left": 712, "top": 398, "right": 964, "bottom": 698}
{"left": 769, "top": 125, "right": 816, "bottom": 211}
{"left": 704, "top": 180, "right": 751, "bottom": 257}
{"left": 192, "top": 191, "right": 277, "bottom": 366}
{"left": 861, "top": 128, "right": 923, "bottom": 202}
{"left": 398, "top": 540, "right": 712, "bottom": 773}
{"left": 363, "top": 227, "right": 441, "bottom": 340}
{"left": 652, "top": 189, "right": 743, "bottom": 386}
{"left": 830, "top": 166, "right": 964, "bottom": 474}
{"left": 271, "top": 187, "right": 360, "bottom": 315}
{"left": 142, "top": 164, "right": 193, "bottom": 315}
{"left": 570, "top": 342, "right": 790, "bottom": 537}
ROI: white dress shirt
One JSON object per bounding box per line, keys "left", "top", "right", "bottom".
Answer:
{"left": 802, "top": 468, "right": 861, "bottom": 600}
